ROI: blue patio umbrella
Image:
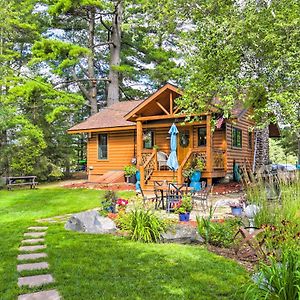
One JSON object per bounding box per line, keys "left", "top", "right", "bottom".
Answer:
{"left": 167, "top": 123, "right": 179, "bottom": 171}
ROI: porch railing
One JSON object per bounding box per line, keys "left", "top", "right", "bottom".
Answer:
{"left": 177, "top": 149, "right": 207, "bottom": 184}
{"left": 178, "top": 148, "right": 226, "bottom": 183}
{"left": 213, "top": 149, "right": 225, "bottom": 169}
{"left": 140, "top": 149, "right": 157, "bottom": 189}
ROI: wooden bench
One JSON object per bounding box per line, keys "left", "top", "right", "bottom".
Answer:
{"left": 7, "top": 176, "right": 38, "bottom": 191}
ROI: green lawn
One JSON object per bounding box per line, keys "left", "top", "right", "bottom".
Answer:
{"left": 0, "top": 187, "right": 250, "bottom": 299}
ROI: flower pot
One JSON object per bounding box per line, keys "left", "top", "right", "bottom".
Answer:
{"left": 190, "top": 170, "right": 201, "bottom": 182}
{"left": 179, "top": 212, "right": 190, "bottom": 222}
{"left": 231, "top": 206, "right": 242, "bottom": 216}
{"left": 125, "top": 175, "right": 136, "bottom": 184}
{"left": 189, "top": 170, "right": 201, "bottom": 191}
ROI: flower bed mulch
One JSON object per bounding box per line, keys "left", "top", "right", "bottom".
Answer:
{"left": 211, "top": 182, "right": 243, "bottom": 195}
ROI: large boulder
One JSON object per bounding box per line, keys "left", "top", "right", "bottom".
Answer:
{"left": 162, "top": 224, "right": 204, "bottom": 244}
{"left": 65, "top": 210, "right": 117, "bottom": 234}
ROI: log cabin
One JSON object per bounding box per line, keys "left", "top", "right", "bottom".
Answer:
{"left": 68, "top": 83, "right": 279, "bottom": 191}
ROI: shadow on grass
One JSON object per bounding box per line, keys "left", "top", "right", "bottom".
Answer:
{"left": 46, "top": 224, "right": 250, "bottom": 300}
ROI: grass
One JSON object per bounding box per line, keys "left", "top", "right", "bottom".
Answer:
{"left": 0, "top": 187, "right": 250, "bottom": 299}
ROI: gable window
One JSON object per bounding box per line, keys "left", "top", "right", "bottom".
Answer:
{"left": 143, "top": 130, "right": 154, "bottom": 149}
{"left": 98, "top": 134, "right": 108, "bottom": 159}
{"left": 232, "top": 127, "right": 242, "bottom": 148}
{"left": 248, "top": 132, "right": 252, "bottom": 149}
{"left": 198, "top": 127, "right": 206, "bottom": 146}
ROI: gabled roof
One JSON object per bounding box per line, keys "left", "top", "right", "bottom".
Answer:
{"left": 125, "top": 83, "right": 183, "bottom": 121}
{"left": 68, "top": 100, "right": 143, "bottom": 133}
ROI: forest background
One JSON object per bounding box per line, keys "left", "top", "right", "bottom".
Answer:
{"left": 0, "top": 0, "right": 299, "bottom": 180}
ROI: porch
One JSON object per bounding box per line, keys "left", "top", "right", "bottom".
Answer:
{"left": 139, "top": 148, "right": 226, "bottom": 191}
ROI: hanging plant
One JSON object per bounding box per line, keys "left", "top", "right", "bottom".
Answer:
{"left": 179, "top": 132, "right": 189, "bottom": 147}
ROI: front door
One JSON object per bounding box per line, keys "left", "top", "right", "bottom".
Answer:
{"left": 177, "top": 127, "right": 192, "bottom": 165}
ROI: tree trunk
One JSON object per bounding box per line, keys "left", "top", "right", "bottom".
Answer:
{"left": 107, "top": 1, "right": 122, "bottom": 106}
{"left": 254, "top": 127, "right": 270, "bottom": 171}
{"left": 87, "top": 7, "right": 98, "bottom": 115}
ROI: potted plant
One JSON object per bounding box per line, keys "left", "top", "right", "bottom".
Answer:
{"left": 123, "top": 165, "right": 137, "bottom": 184}
{"left": 229, "top": 202, "right": 243, "bottom": 216}
{"left": 174, "top": 195, "right": 193, "bottom": 222}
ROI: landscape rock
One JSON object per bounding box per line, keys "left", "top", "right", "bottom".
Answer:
{"left": 65, "top": 210, "right": 117, "bottom": 234}
{"left": 162, "top": 224, "right": 204, "bottom": 244}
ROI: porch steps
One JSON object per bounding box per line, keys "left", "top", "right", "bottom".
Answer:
{"left": 91, "top": 171, "right": 124, "bottom": 184}
{"left": 143, "top": 170, "right": 178, "bottom": 192}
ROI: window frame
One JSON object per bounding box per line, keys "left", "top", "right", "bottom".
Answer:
{"left": 232, "top": 127, "right": 242, "bottom": 148}
{"left": 98, "top": 133, "right": 108, "bottom": 160}
{"left": 197, "top": 127, "right": 207, "bottom": 147}
{"left": 143, "top": 130, "right": 154, "bottom": 149}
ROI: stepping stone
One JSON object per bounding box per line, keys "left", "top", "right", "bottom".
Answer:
{"left": 18, "top": 289, "right": 60, "bottom": 300}
{"left": 17, "top": 262, "right": 49, "bottom": 272}
{"left": 17, "top": 253, "right": 47, "bottom": 261}
{"left": 28, "top": 226, "right": 48, "bottom": 231}
{"left": 18, "top": 274, "right": 54, "bottom": 287}
{"left": 19, "top": 245, "right": 46, "bottom": 252}
{"left": 24, "top": 232, "right": 46, "bottom": 238}
{"left": 21, "top": 238, "right": 45, "bottom": 245}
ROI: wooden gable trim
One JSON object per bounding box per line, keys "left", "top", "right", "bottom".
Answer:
{"left": 156, "top": 101, "right": 170, "bottom": 115}
{"left": 124, "top": 83, "right": 183, "bottom": 120}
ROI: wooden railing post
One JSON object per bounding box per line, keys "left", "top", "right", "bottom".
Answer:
{"left": 153, "top": 148, "right": 158, "bottom": 171}
{"left": 206, "top": 114, "right": 213, "bottom": 185}
{"left": 178, "top": 166, "right": 183, "bottom": 184}
{"left": 140, "top": 165, "right": 145, "bottom": 190}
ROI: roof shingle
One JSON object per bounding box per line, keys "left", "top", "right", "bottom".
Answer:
{"left": 68, "top": 100, "right": 143, "bottom": 132}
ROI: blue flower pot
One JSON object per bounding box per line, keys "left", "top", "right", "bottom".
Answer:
{"left": 179, "top": 212, "right": 190, "bottom": 222}
{"left": 190, "top": 171, "right": 201, "bottom": 182}
{"left": 231, "top": 206, "right": 242, "bottom": 216}
{"left": 189, "top": 171, "right": 202, "bottom": 191}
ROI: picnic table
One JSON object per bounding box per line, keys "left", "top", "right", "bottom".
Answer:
{"left": 7, "top": 176, "right": 38, "bottom": 190}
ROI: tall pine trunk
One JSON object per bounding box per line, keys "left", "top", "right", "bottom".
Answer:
{"left": 87, "top": 7, "right": 98, "bottom": 115}
{"left": 107, "top": 1, "right": 122, "bottom": 106}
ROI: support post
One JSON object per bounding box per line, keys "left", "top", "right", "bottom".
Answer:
{"left": 140, "top": 166, "right": 145, "bottom": 190}
{"left": 136, "top": 120, "right": 143, "bottom": 166}
{"left": 206, "top": 114, "right": 213, "bottom": 185}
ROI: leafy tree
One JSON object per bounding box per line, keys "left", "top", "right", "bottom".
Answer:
{"left": 176, "top": 0, "right": 300, "bottom": 132}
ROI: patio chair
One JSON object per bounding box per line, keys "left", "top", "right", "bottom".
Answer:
{"left": 153, "top": 180, "right": 168, "bottom": 209}
{"left": 192, "top": 185, "right": 212, "bottom": 212}
{"left": 166, "top": 183, "right": 188, "bottom": 213}
{"left": 157, "top": 151, "right": 169, "bottom": 170}
{"left": 137, "top": 186, "right": 161, "bottom": 209}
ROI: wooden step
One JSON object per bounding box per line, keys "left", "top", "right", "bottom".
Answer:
{"left": 91, "top": 171, "right": 124, "bottom": 184}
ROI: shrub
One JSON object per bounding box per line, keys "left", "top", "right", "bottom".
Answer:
{"left": 197, "top": 210, "right": 242, "bottom": 248}
{"left": 117, "top": 209, "right": 166, "bottom": 243}
{"left": 245, "top": 250, "right": 300, "bottom": 300}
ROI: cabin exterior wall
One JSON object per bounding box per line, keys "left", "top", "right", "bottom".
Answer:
{"left": 87, "top": 130, "right": 135, "bottom": 181}
{"left": 225, "top": 111, "right": 255, "bottom": 174}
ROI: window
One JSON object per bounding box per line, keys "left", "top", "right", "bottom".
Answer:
{"left": 248, "top": 132, "right": 252, "bottom": 149}
{"left": 198, "top": 127, "right": 206, "bottom": 146}
{"left": 232, "top": 127, "right": 242, "bottom": 148}
{"left": 143, "top": 130, "right": 154, "bottom": 149}
{"left": 98, "top": 134, "right": 108, "bottom": 159}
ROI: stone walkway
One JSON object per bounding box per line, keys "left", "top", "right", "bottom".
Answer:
{"left": 17, "top": 226, "right": 61, "bottom": 300}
